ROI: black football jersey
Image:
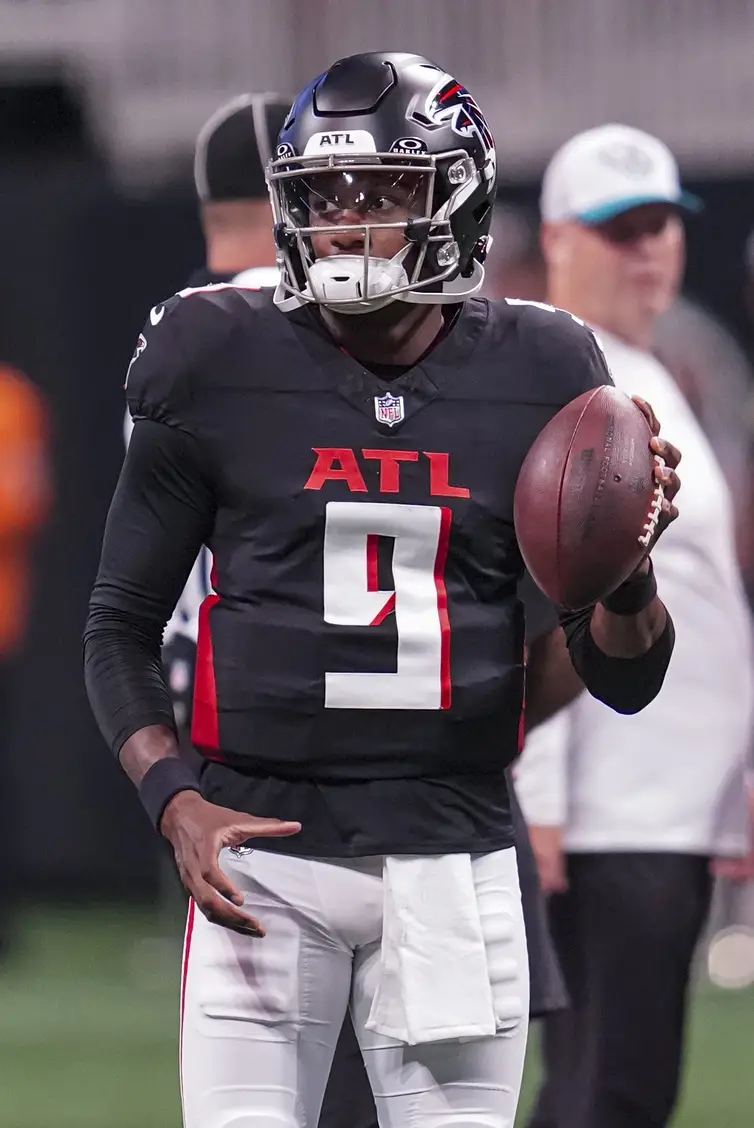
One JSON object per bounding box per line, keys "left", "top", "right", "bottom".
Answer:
{"left": 124, "top": 288, "right": 612, "bottom": 788}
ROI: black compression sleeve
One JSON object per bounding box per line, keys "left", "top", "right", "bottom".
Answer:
{"left": 559, "top": 604, "right": 675, "bottom": 714}
{"left": 84, "top": 419, "right": 215, "bottom": 756}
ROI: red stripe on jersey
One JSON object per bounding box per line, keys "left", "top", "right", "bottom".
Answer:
{"left": 435, "top": 507, "right": 453, "bottom": 710}
{"left": 367, "top": 536, "right": 397, "bottom": 624}
{"left": 366, "top": 534, "right": 380, "bottom": 592}
{"left": 192, "top": 593, "right": 221, "bottom": 755}
{"left": 370, "top": 591, "right": 396, "bottom": 626}
{"left": 178, "top": 898, "right": 196, "bottom": 1110}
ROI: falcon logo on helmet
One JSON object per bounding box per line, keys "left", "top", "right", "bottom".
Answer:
{"left": 424, "top": 77, "right": 495, "bottom": 161}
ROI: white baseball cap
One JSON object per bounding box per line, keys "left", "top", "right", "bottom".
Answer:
{"left": 540, "top": 123, "right": 702, "bottom": 225}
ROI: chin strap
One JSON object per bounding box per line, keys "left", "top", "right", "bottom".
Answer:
{"left": 274, "top": 257, "right": 486, "bottom": 313}
{"left": 400, "top": 259, "right": 486, "bottom": 304}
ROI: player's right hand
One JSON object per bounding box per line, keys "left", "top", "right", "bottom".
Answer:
{"left": 528, "top": 824, "right": 568, "bottom": 895}
{"left": 632, "top": 395, "right": 682, "bottom": 540}
{"left": 160, "top": 791, "right": 301, "bottom": 936}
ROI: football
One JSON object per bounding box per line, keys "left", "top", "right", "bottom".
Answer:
{"left": 514, "top": 385, "right": 663, "bottom": 609}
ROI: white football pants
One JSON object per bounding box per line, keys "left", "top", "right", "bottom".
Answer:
{"left": 180, "top": 847, "right": 529, "bottom": 1128}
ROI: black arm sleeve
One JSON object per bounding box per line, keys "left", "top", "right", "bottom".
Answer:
{"left": 559, "top": 604, "right": 675, "bottom": 715}
{"left": 84, "top": 419, "right": 215, "bottom": 756}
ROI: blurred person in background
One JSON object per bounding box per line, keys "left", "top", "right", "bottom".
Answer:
{"left": 654, "top": 296, "right": 754, "bottom": 592}
{"left": 191, "top": 91, "right": 286, "bottom": 289}
{"left": 655, "top": 271, "right": 754, "bottom": 994}
{"left": 0, "top": 362, "right": 51, "bottom": 951}
{"left": 130, "top": 86, "right": 576, "bottom": 1128}
{"left": 516, "top": 124, "right": 754, "bottom": 1128}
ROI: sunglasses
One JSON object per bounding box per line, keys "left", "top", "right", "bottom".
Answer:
{"left": 591, "top": 206, "right": 677, "bottom": 245}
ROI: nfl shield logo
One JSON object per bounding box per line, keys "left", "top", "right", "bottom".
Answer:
{"left": 374, "top": 393, "right": 404, "bottom": 427}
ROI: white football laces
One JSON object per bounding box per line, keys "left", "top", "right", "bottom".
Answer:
{"left": 638, "top": 455, "right": 666, "bottom": 549}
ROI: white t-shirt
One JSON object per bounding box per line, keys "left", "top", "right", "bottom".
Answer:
{"left": 123, "top": 265, "right": 280, "bottom": 643}
{"left": 516, "top": 328, "right": 754, "bottom": 856}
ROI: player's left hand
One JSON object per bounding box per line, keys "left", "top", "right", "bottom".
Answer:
{"left": 160, "top": 791, "right": 301, "bottom": 936}
{"left": 632, "top": 396, "right": 682, "bottom": 545}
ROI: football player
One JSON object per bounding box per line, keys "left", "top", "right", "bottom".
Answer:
{"left": 151, "top": 89, "right": 575, "bottom": 1128}
{"left": 86, "top": 53, "right": 680, "bottom": 1128}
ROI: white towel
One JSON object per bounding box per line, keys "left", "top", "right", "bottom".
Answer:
{"left": 365, "top": 853, "right": 510, "bottom": 1045}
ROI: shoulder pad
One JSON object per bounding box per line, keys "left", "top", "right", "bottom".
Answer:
{"left": 505, "top": 298, "right": 614, "bottom": 398}
{"left": 124, "top": 284, "right": 267, "bottom": 423}
{"left": 505, "top": 296, "right": 588, "bottom": 337}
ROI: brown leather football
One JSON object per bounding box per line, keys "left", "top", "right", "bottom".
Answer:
{"left": 514, "top": 385, "right": 662, "bottom": 609}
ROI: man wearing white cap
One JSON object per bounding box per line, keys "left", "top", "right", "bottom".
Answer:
{"left": 517, "top": 124, "right": 754, "bottom": 1128}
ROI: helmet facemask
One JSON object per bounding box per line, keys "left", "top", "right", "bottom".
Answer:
{"left": 267, "top": 149, "right": 487, "bottom": 314}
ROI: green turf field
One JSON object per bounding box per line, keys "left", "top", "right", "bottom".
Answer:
{"left": 0, "top": 905, "right": 751, "bottom": 1127}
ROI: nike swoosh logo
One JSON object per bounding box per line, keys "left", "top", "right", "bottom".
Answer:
{"left": 149, "top": 305, "right": 165, "bottom": 326}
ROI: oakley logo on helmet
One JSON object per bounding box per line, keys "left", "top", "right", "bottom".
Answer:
{"left": 276, "top": 142, "right": 296, "bottom": 159}
{"left": 423, "top": 76, "right": 495, "bottom": 159}
{"left": 390, "top": 137, "right": 428, "bottom": 155}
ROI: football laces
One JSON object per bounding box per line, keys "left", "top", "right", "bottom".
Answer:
{"left": 638, "top": 455, "right": 665, "bottom": 549}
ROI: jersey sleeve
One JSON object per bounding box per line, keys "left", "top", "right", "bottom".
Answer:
{"left": 84, "top": 418, "right": 216, "bottom": 756}
{"left": 124, "top": 293, "right": 197, "bottom": 431}
{"left": 125, "top": 286, "right": 248, "bottom": 433}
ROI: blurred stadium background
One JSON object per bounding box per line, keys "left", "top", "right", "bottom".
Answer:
{"left": 2, "top": 1, "right": 754, "bottom": 1124}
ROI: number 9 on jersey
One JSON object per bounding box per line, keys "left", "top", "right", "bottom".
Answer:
{"left": 323, "top": 501, "right": 452, "bottom": 710}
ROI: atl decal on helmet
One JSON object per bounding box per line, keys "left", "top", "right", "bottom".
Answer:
{"left": 303, "top": 130, "right": 378, "bottom": 156}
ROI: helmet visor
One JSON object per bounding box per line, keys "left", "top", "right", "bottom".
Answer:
{"left": 267, "top": 150, "right": 471, "bottom": 308}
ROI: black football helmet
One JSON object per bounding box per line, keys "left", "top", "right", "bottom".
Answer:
{"left": 266, "top": 52, "right": 497, "bottom": 314}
